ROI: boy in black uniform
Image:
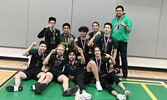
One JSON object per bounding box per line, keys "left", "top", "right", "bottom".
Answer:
{"left": 34, "top": 44, "right": 78, "bottom": 96}
{"left": 63, "top": 49, "right": 92, "bottom": 100}
{"left": 73, "top": 26, "right": 90, "bottom": 64}
{"left": 58, "top": 23, "right": 75, "bottom": 56}
{"left": 38, "top": 17, "right": 60, "bottom": 53}
{"left": 6, "top": 41, "right": 47, "bottom": 92}
{"left": 89, "top": 46, "right": 131, "bottom": 100}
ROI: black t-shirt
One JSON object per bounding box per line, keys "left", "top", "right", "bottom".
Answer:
{"left": 63, "top": 59, "right": 84, "bottom": 76}
{"left": 95, "top": 35, "right": 118, "bottom": 55}
{"left": 28, "top": 49, "right": 47, "bottom": 69}
{"left": 76, "top": 37, "right": 89, "bottom": 54}
{"left": 89, "top": 56, "right": 110, "bottom": 76}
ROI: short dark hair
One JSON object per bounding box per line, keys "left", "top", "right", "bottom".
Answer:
{"left": 78, "top": 26, "right": 89, "bottom": 33}
{"left": 63, "top": 23, "right": 71, "bottom": 28}
{"left": 104, "top": 23, "right": 112, "bottom": 29}
{"left": 39, "top": 40, "right": 47, "bottom": 47}
{"left": 48, "top": 17, "right": 56, "bottom": 22}
{"left": 116, "top": 5, "right": 124, "bottom": 12}
{"left": 92, "top": 22, "right": 100, "bottom": 27}
{"left": 67, "top": 49, "right": 77, "bottom": 56}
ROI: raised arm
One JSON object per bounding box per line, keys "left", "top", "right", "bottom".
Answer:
{"left": 78, "top": 48, "right": 85, "bottom": 65}
{"left": 88, "top": 31, "right": 101, "bottom": 47}
{"left": 43, "top": 49, "right": 56, "bottom": 65}
{"left": 22, "top": 41, "right": 37, "bottom": 56}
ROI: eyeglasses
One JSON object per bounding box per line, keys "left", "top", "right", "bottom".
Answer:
{"left": 49, "top": 22, "right": 56, "bottom": 24}
{"left": 116, "top": 10, "right": 122, "bottom": 12}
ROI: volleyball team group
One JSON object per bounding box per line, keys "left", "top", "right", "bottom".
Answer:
{"left": 6, "top": 5, "right": 132, "bottom": 100}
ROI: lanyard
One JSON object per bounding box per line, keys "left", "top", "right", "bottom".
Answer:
{"left": 80, "top": 37, "right": 86, "bottom": 49}
{"left": 69, "top": 60, "right": 75, "bottom": 65}
{"left": 104, "top": 35, "right": 110, "bottom": 47}
{"left": 64, "top": 34, "right": 70, "bottom": 46}
{"left": 56, "top": 55, "right": 64, "bottom": 61}
{"left": 96, "top": 58, "right": 101, "bottom": 72}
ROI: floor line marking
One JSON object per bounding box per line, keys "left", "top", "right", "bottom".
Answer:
{"left": 161, "top": 82, "right": 167, "bottom": 89}
{"left": 141, "top": 83, "right": 157, "bottom": 100}
{"left": 122, "top": 81, "right": 163, "bottom": 86}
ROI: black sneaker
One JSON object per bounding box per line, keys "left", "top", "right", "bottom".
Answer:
{"left": 62, "top": 86, "right": 78, "bottom": 96}
{"left": 34, "top": 83, "right": 47, "bottom": 95}
{"left": 31, "top": 82, "right": 40, "bottom": 91}
{"left": 6, "top": 86, "right": 23, "bottom": 92}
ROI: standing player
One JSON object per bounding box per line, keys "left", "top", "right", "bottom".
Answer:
{"left": 38, "top": 17, "right": 60, "bottom": 53}
{"left": 6, "top": 41, "right": 47, "bottom": 92}
{"left": 58, "top": 23, "right": 75, "bottom": 56}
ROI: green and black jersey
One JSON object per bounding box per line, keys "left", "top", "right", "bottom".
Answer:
{"left": 38, "top": 28, "right": 60, "bottom": 51}
{"left": 48, "top": 55, "right": 66, "bottom": 72}
{"left": 63, "top": 59, "right": 84, "bottom": 76}
{"left": 89, "top": 31, "right": 105, "bottom": 41}
{"left": 94, "top": 34, "right": 118, "bottom": 55}
{"left": 58, "top": 33, "right": 75, "bottom": 55}
{"left": 89, "top": 56, "right": 110, "bottom": 76}
{"left": 28, "top": 49, "right": 47, "bottom": 69}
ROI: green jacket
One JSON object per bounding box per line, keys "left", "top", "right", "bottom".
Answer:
{"left": 111, "top": 13, "right": 132, "bottom": 42}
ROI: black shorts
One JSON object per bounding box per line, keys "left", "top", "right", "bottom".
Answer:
{"left": 100, "top": 72, "right": 121, "bottom": 85}
{"left": 23, "top": 68, "right": 42, "bottom": 80}
{"left": 83, "top": 70, "right": 94, "bottom": 84}
{"left": 48, "top": 68, "right": 63, "bottom": 82}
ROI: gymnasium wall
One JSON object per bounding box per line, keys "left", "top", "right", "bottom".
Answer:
{"left": 0, "top": 0, "right": 167, "bottom": 58}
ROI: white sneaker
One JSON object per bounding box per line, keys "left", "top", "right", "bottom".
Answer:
{"left": 96, "top": 81, "right": 103, "bottom": 91}
{"left": 77, "top": 94, "right": 85, "bottom": 100}
{"left": 117, "top": 94, "right": 126, "bottom": 100}
{"left": 123, "top": 89, "right": 131, "bottom": 97}
{"left": 78, "top": 92, "right": 92, "bottom": 100}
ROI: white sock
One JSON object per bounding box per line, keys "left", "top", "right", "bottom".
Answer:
{"left": 14, "top": 86, "right": 19, "bottom": 91}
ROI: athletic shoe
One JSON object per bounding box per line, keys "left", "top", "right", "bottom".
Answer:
{"left": 117, "top": 94, "right": 126, "bottom": 100}
{"left": 123, "top": 89, "right": 131, "bottom": 97}
{"left": 95, "top": 81, "right": 103, "bottom": 91}
{"left": 6, "top": 85, "right": 23, "bottom": 92}
{"left": 78, "top": 92, "right": 92, "bottom": 100}
{"left": 62, "top": 86, "right": 78, "bottom": 96}
{"left": 31, "top": 82, "right": 40, "bottom": 91}
{"left": 34, "top": 83, "right": 47, "bottom": 95}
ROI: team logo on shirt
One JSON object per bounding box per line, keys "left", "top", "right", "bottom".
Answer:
{"left": 70, "top": 65, "right": 77, "bottom": 71}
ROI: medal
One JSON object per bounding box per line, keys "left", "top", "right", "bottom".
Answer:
{"left": 103, "top": 35, "right": 110, "bottom": 52}
{"left": 80, "top": 37, "right": 86, "bottom": 50}
{"left": 96, "top": 58, "right": 101, "bottom": 72}
{"left": 66, "top": 47, "right": 69, "bottom": 51}
{"left": 104, "top": 47, "right": 107, "bottom": 52}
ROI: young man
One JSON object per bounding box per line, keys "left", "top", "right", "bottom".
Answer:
{"left": 6, "top": 41, "right": 47, "bottom": 92}
{"left": 38, "top": 17, "right": 60, "bottom": 53}
{"left": 73, "top": 26, "right": 91, "bottom": 64}
{"left": 63, "top": 49, "right": 92, "bottom": 100}
{"left": 89, "top": 22, "right": 105, "bottom": 41}
{"left": 111, "top": 5, "right": 132, "bottom": 79}
{"left": 89, "top": 46, "right": 131, "bottom": 100}
{"left": 33, "top": 44, "right": 78, "bottom": 96}
{"left": 58, "top": 23, "right": 75, "bottom": 56}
